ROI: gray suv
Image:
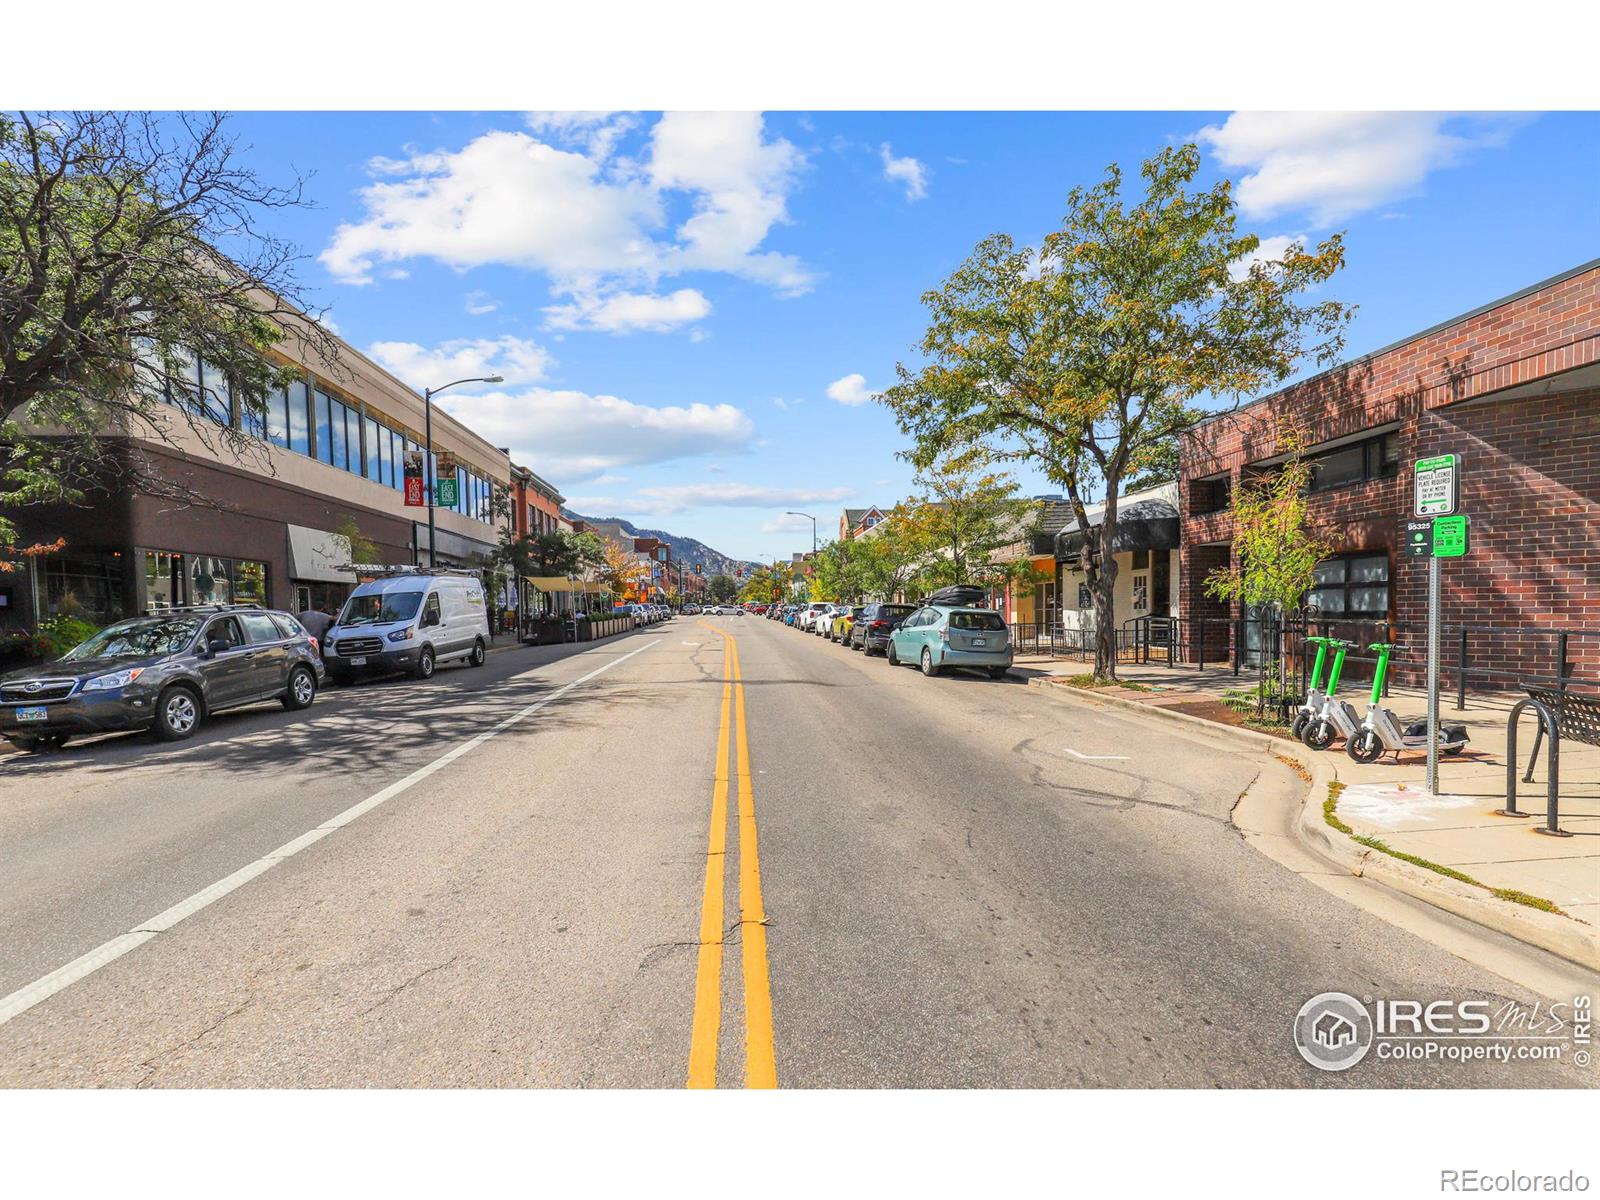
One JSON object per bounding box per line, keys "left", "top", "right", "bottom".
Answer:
{"left": 0, "top": 605, "right": 326, "bottom": 752}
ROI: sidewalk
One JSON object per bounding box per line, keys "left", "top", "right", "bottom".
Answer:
{"left": 1016, "top": 653, "right": 1600, "bottom": 929}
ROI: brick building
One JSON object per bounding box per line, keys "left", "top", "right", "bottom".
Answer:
{"left": 1178, "top": 259, "right": 1598, "bottom": 684}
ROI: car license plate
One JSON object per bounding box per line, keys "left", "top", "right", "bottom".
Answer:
{"left": 972, "top": 638, "right": 986, "bottom": 647}
{"left": 349, "top": 656, "right": 367, "bottom": 666}
{"left": 15, "top": 706, "right": 47, "bottom": 722}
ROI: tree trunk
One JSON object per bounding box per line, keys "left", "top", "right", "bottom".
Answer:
{"left": 1093, "top": 492, "right": 1121, "bottom": 681}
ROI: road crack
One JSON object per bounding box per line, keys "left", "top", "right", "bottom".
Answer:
{"left": 358, "top": 954, "right": 462, "bottom": 1017}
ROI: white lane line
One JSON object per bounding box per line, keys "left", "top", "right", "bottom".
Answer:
{"left": 1063, "top": 748, "right": 1129, "bottom": 761}
{"left": 0, "top": 639, "right": 657, "bottom": 1028}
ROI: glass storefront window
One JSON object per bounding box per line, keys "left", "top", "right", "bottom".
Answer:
{"left": 365, "top": 415, "right": 382, "bottom": 483}
{"left": 189, "top": 556, "right": 232, "bottom": 606}
{"left": 199, "top": 359, "right": 232, "bottom": 426}
{"left": 233, "top": 560, "right": 268, "bottom": 605}
{"left": 314, "top": 390, "right": 333, "bottom": 464}
{"left": 288, "top": 380, "right": 311, "bottom": 456}
{"left": 329, "top": 399, "right": 348, "bottom": 471}
{"left": 1306, "top": 552, "right": 1391, "bottom": 619}
{"left": 264, "top": 385, "right": 290, "bottom": 448}
{"left": 144, "top": 551, "right": 183, "bottom": 612}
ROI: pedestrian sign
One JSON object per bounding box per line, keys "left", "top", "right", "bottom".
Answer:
{"left": 1414, "top": 454, "right": 1458, "bottom": 517}
{"left": 1431, "top": 514, "right": 1469, "bottom": 558}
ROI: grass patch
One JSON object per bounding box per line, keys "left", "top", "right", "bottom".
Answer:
{"left": 1062, "top": 674, "right": 1153, "bottom": 692}
{"left": 1322, "top": 781, "right": 1567, "bottom": 916}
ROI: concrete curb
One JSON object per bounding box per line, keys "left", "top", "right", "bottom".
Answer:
{"left": 1027, "top": 676, "right": 1600, "bottom": 974}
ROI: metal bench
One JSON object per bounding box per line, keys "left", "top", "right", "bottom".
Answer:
{"left": 1498, "top": 682, "right": 1600, "bottom": 837}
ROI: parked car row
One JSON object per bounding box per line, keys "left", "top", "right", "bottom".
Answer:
{"left": 0, "top": 570, "right": 508, "bottom": 753}
{"left": 767, "top": 588, "right": 1013, "bottom": 680}
{"left": 614, "top": 603, "right": 674, "bottom": 626}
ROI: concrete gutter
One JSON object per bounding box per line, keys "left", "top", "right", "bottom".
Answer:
{"left": 1028, "top": 676, "right": 1600, "bottom": 974}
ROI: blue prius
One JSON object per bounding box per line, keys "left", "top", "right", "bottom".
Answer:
{"left": 886, "top": 605, "right": 1012, "bottom": 679}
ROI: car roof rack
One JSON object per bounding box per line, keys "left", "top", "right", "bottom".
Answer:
{"left": 140, "top": 603, "right": 267, "bottom": 616}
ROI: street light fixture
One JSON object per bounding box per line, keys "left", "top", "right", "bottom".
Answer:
{"left": 422, "top": 375, "right": 503, "bottom": 567}
{"left": 785, "top": 511, "right": 817, "bottom": 557}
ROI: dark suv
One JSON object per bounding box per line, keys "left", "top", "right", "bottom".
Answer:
{"left": 0, "top": 605, "right": 325, "bottom": 752}
{"left": 848, "top": 602, "right": 917, "bottom": 655}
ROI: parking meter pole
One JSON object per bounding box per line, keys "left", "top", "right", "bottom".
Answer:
{"left": 1427, "top": 553, "right": 1441, "bottom": 796}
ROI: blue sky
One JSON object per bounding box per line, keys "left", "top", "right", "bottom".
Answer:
{"left": 226, "top": 111, "right": 1600, "bottom": 561}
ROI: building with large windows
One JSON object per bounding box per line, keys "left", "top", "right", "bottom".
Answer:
{"left": 1177, "top": 259, "right": 1598, "bottom": 681}
{"left": 2, "top": 326, "right": 514, "bottom": 631}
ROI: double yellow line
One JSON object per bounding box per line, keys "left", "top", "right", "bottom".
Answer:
{"left": 687, "top": 624, "right": 777, "bottom": 1089}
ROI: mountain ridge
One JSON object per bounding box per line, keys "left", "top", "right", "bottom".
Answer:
{"left": 561, "top": 510, "right": 764, "bottom": 578}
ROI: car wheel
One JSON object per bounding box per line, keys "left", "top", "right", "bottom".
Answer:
{"left": 413, "top": 645, "right": 436, "bottom": 680}
{"left": 469, "top": 638, "right": 487, "bottom": 668}
{"left": 6, "top": 735, "right": 40, "bottom": 753}
{"left": 1346, "top": 729, "right": 1384, "bottom": 764}
{"left": 1302, "top": 718, "right": 1335, "bottom": 751}
{"left": 281, "top": 665, "right": 317, "bottom": 711}
{"left": 920, "top": 647, "right": 940, "bottom": 677}
{"left": 154, "top": 686, "right": 202, "bottom": 742}
{"left": 887, "top": 641, "right": 900, "bottom": 665}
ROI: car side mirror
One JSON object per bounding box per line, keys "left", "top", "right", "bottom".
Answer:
{"left": 207, "top": 637, "right": 230, "bottom": 656}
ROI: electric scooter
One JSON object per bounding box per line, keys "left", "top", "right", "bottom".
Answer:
{"left": 1302, "top": 638, "right": 1362, "bottom": 751}
{"left": 1345, "top": 642, "right": 1470, "bottom": 764}
{"left": 1290, "top": 635, "right": 1332, "bottom": 743}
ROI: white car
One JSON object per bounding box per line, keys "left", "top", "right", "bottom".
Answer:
{"left": 797, "top": 602, "right": 829, "bottom": 631}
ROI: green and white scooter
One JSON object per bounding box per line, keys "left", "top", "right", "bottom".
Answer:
{"left": 1291, "top": 635, "right": 1333, "bottom": 743}
{"left": 1345, "top": 642, "right": 1469, "bottom": 764}
{"left": 1301, "top": 638, "right": 1362, "bottom": 751}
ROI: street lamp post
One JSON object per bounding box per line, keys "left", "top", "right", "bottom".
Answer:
{"left": 786, "top": 511, "right": 817, "bottom": 556}
{"left": 422, "top": 375, "right": 503, "bottom": 567}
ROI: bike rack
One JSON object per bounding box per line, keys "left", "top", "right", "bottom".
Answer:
{"left": 1498, "top": 696, "right": 1566, "bottom": 836}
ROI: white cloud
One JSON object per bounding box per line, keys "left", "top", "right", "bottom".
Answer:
{"left": 1198, "top": 112, "right": 1513, "bottom": 225}
{"left": 323, "top": 113, "right": 813, "bottom": 310}
{"left": 366, "top": 335, "right": 553, "bottom": 391}
{"left": 761, "top": 511, "right": 827, "bottom": 534}
{"left": 826, "top": 373, "right": 878, "bottom": 406}
{"left": 543, "top": 287, "right": 712, "bottom": 334}
{"left": 524, "top": 111, "right": 639, "bottom": 161}
{"left": 629, "top": 482, "right": 853, "bottom": 514}
{"left": 433, "top": 387, "right": 755, "bottom": 482}
{"left": 464, "top": 290, "right": 498, "bottom": 316}
{"left": 770, "top": 396, "right": 802, "bottom": 410}
{"left": 880, "top": 143, "right": 929, "bottom": 202}
{"left": 1227, "top": 233, "right": 1302, "bottom": 282}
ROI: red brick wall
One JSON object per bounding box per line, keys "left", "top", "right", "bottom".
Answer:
{"left": 1178, "top": 264, "right": 1600, "bottom": 685}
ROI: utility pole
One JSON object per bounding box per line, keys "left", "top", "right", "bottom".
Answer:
{"left": 422, "top": 374, "right": 502, "bottom": 566}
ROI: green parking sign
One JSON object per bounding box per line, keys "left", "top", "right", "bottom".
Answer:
{"left": 1414, "top": 454, "right": 1458, "bottom": 516}
{"left": 1431, "top": 514, "right": 1469, "bottom": 558}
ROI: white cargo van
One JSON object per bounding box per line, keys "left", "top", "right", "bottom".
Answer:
{"left": 324, "top": 570, "right": 491, "bottom": 683}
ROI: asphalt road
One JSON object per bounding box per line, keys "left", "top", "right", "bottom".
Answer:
{"left": 0, "top": 617, "right": 1592, "bottom": 1087}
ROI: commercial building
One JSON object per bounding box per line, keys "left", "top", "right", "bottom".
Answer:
{"left": 512, "top": 466, "right": 566, "bottom": 538}
{"left": 3, "top": 325, "right": 514, "bottom": 630}
{"left": 1178, "top": 259, "right": 1599, "bottom": 680}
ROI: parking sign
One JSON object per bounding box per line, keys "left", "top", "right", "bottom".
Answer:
{"left": 1413, "top": 454, "right": 1458, "bottom": 517}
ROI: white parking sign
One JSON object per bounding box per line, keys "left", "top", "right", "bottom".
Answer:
{"left": 1414, "top": 454, "right": 1458, "bottom": 517}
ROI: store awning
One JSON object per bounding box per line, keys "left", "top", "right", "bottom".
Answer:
{"left": 286, "top": 525, "right": 355, "bottom": 584}
{"left": 522, "top": 575, "right": 605, "bottom": 593}
{"left": 1054, "top": 493, "right": 1180, "bottom": 559}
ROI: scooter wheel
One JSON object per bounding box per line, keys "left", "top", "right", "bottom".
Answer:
{"left": 1347, "top": 729, "right": 1384, "bottom": 764}
{"left": 1302, "top": 719, "right": 1335, "bottom": 751}
{"left": 1290, "top": 713, "right": 1310, "bottom": 742}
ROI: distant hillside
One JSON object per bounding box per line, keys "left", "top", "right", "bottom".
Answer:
{"left": 562, "top": 510, "right": 763, "bottom": 578}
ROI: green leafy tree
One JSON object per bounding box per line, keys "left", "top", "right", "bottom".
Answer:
{"left": 0, "top": 111, "right": 340, "bottom": 551}
{"left": 893, "top": 451, "right": 1035, "bottom": 594}
{"left": 1203, "top": 425, "right": 1333, "bottom": 613}
{"left": 706, "top": 573, "right": 739, "bottom": 604}
{"left": 880, "top": 143, "right": 1350, "bottom": 678}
